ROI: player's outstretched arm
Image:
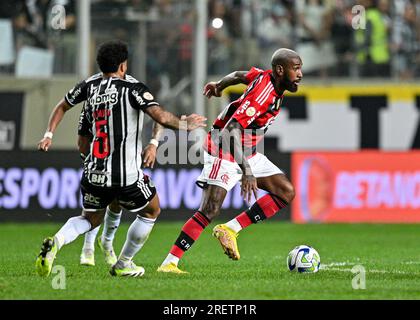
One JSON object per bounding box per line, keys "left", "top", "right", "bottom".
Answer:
{"left": 221, "top": 119, "right": 258, "bottom": 203}
{"left": 142, "top": 121, "right": 164, "bottom": 168}
{"left": 144, "top": 105, "right": 206, "bottom": 131}
{"left": 37, "top": 99, "right": 72, "bottom": 152}
{"left": 203, "top": 71, "right": 249, "bottom": 99}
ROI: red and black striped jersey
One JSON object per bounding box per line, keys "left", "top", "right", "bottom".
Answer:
{"left": 205, "top": 67, "right": 284, "bottom": 161}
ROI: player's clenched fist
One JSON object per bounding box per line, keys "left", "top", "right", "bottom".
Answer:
{"left": 203, "top": 82, "right": 221, "bottom": 98}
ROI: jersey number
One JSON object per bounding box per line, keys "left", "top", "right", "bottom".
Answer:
{"left": 93, "top": 120, "right": 109, "bottom": 159}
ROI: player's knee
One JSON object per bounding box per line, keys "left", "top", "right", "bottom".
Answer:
{"left": 81, "top": 214, "right": 101, "bottom": 229}
{"left": 140, "top": 206, "right": 161, "bottom": 219}
{"left": 152, "top": 206, "right": 161, "bottom": 218}
{"left": 200, "top": 201, "right": 221, "bottom": 221}
{"left": 273, "top": 182, "right": 295, "bottom": 204}
{"left": 282, "top": 182, "right": 295, "bottom": 203}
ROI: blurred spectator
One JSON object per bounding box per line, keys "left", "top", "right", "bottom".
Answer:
{"left": 295, "top": 0, "right": 337, "bottom": 78}
{"left": 228, "top": 0, "right": 243, "bottom": 38}
{"left": 23, "top": 0, "right": 76, "bottom": 48}
{"left": 354, "top": 0, "right": 391, "bottom": 77}
{"left": 177, "top": 9, "right": 194, "bottom": 77}
{"left": 0, "top": 0, "right": 41, "bottom": 50}
{"left": 1, "top": 0, "right": 420, "bottom": 80}
{"left": 330, "top": 0, "right": 355, "bottom": 76}
{"left": 0, "top": 1, "right": 28, "bottom": 72}
{"left": 48, "top": 0, "right": 77, "bottom": 74}
{"left": 392, "top": 1, "right": 420, "bottom": 79}
{"left": 208, "top": 0, "right": 233, "bottom": 74}
{"left": 0, "top": 1, "right": 29, "bottom": 25}
{"left": 256, "top": 4, "right": 293, "bottom": 68}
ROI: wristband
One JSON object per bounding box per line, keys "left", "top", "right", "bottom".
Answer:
{"left": 44, "top": 131, "right": 53, "bottom": 139}
{"left": 149, "top": 138, "right": 159, "bottom": 147}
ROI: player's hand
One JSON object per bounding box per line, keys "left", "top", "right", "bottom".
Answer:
{"left": 182, "top": 114, "right": 207, "bottom": 131}
{"left": 203, "top": 82, "right": 221, "bottom": 99}
{"left": 37, "top": 137, "right": 52, "bottom": 152}
{"left": 241, "top": 173, "right": 258, "bottom": 204}
{"left": 142, "top": 144, "right": 157, "bottom": 168}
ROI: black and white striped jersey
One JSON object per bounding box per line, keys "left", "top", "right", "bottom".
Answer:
{"left": 65, "top": 73, "right": 159, "bottom": 187}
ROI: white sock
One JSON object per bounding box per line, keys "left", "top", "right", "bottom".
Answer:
{"left": 225, "top": 218, "right": 243, "bottom": 233}
{"left": 82, "top": 225, "right": 100, "bottom": 251}
{"left": 161, "top": 253, "right": 180, "bottom": 267}
{"left": 118, "top": 215, "right": 156, "bottom": 263}
{"left": 100, "top": 207, "right": 122, "bottom": 250}
{"left": 54, "top": 216, "right": 91, "bottom": 250}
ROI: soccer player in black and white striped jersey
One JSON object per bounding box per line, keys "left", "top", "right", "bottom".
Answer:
{"left": 36, "top": 40, "right": 206, "bottom": 277}
{"left": 77, "top": 104, "right": 163, "bottom": 268}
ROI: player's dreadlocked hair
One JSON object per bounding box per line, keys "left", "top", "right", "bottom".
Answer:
{"left": 96, "top": 40, "right": 128, "bottom": 73}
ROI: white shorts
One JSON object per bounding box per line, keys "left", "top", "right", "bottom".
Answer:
{"left": 196, "top": 152, "right": 284, "bottom": 191}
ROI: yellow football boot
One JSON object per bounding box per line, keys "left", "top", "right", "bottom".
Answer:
{"left": 157, "top": 262, "right": 188, "bottom": 274}
{"left": 35, "top": 237, "right": 58, "bottom": 277}
{"left": 212, "top": 224, "right": 240, "bottom": 260}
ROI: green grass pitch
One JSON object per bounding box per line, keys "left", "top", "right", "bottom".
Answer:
{"left": 1, "top": 221, "right": 420, "bottom": 299}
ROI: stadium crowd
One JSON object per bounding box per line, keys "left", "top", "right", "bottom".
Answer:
{"left": 0, "top": 0, "right": 419, "bottom": 80}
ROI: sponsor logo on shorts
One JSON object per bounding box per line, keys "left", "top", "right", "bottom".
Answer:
{"left": 84, "top": 193, "right": 100, "bottom": 206}
{"left": 88, "top": 173, "right": 108, "bottom": 186}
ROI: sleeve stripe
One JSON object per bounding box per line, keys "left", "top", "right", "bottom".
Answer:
{"left": 64, "top": 95, "right": 76, "bottom": 106}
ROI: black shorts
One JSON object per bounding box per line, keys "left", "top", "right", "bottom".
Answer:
{"left": 80, "top": 174, "right": 156, "bottom": 212}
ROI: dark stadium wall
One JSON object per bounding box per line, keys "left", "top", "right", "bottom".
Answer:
{"left": 0, "top": 150, "right": 291, "bottom": 222}
{"left": 412, "top": 96, "right": 420, "bottom": 149}
{"left": 0, "top": 92, "right": 24, "bottom": 151}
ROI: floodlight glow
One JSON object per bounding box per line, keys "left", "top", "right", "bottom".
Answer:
{"left": 212, "top": 18, "right": 223, "bottom": 29}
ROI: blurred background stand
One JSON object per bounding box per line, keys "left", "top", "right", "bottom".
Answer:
{"left": 0, "top": 19, "right": 15, "bottom": 72}
{"left": 15, "top": 46, "right": 54, "bottom": 78}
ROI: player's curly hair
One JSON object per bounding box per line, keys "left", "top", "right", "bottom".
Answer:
{"left": 96, "top": 40, "right": 128, "bottom": 73}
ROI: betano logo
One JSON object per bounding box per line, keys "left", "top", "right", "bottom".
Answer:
{"left": 294, "top": 152, "right": 420, "bottom": 223}
{"left": 335, "top": 171, "right": 420, "bottom": 209}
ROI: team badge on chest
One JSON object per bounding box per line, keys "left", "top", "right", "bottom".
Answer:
{"left": 246, "top": 106, "right": 256, "bottom": 117}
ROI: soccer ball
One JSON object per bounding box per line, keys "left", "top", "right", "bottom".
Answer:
{"left": 287, "top": 245, "right": 320, "bottom": 273}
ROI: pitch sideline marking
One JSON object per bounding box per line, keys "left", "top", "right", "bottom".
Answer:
{"left": 320, "top": 261, "right": 420, "bottom": 275}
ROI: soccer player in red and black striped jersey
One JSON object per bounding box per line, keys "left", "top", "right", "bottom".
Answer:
{"left": 158, "top": 48, "right": 303, "bottom": 273}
